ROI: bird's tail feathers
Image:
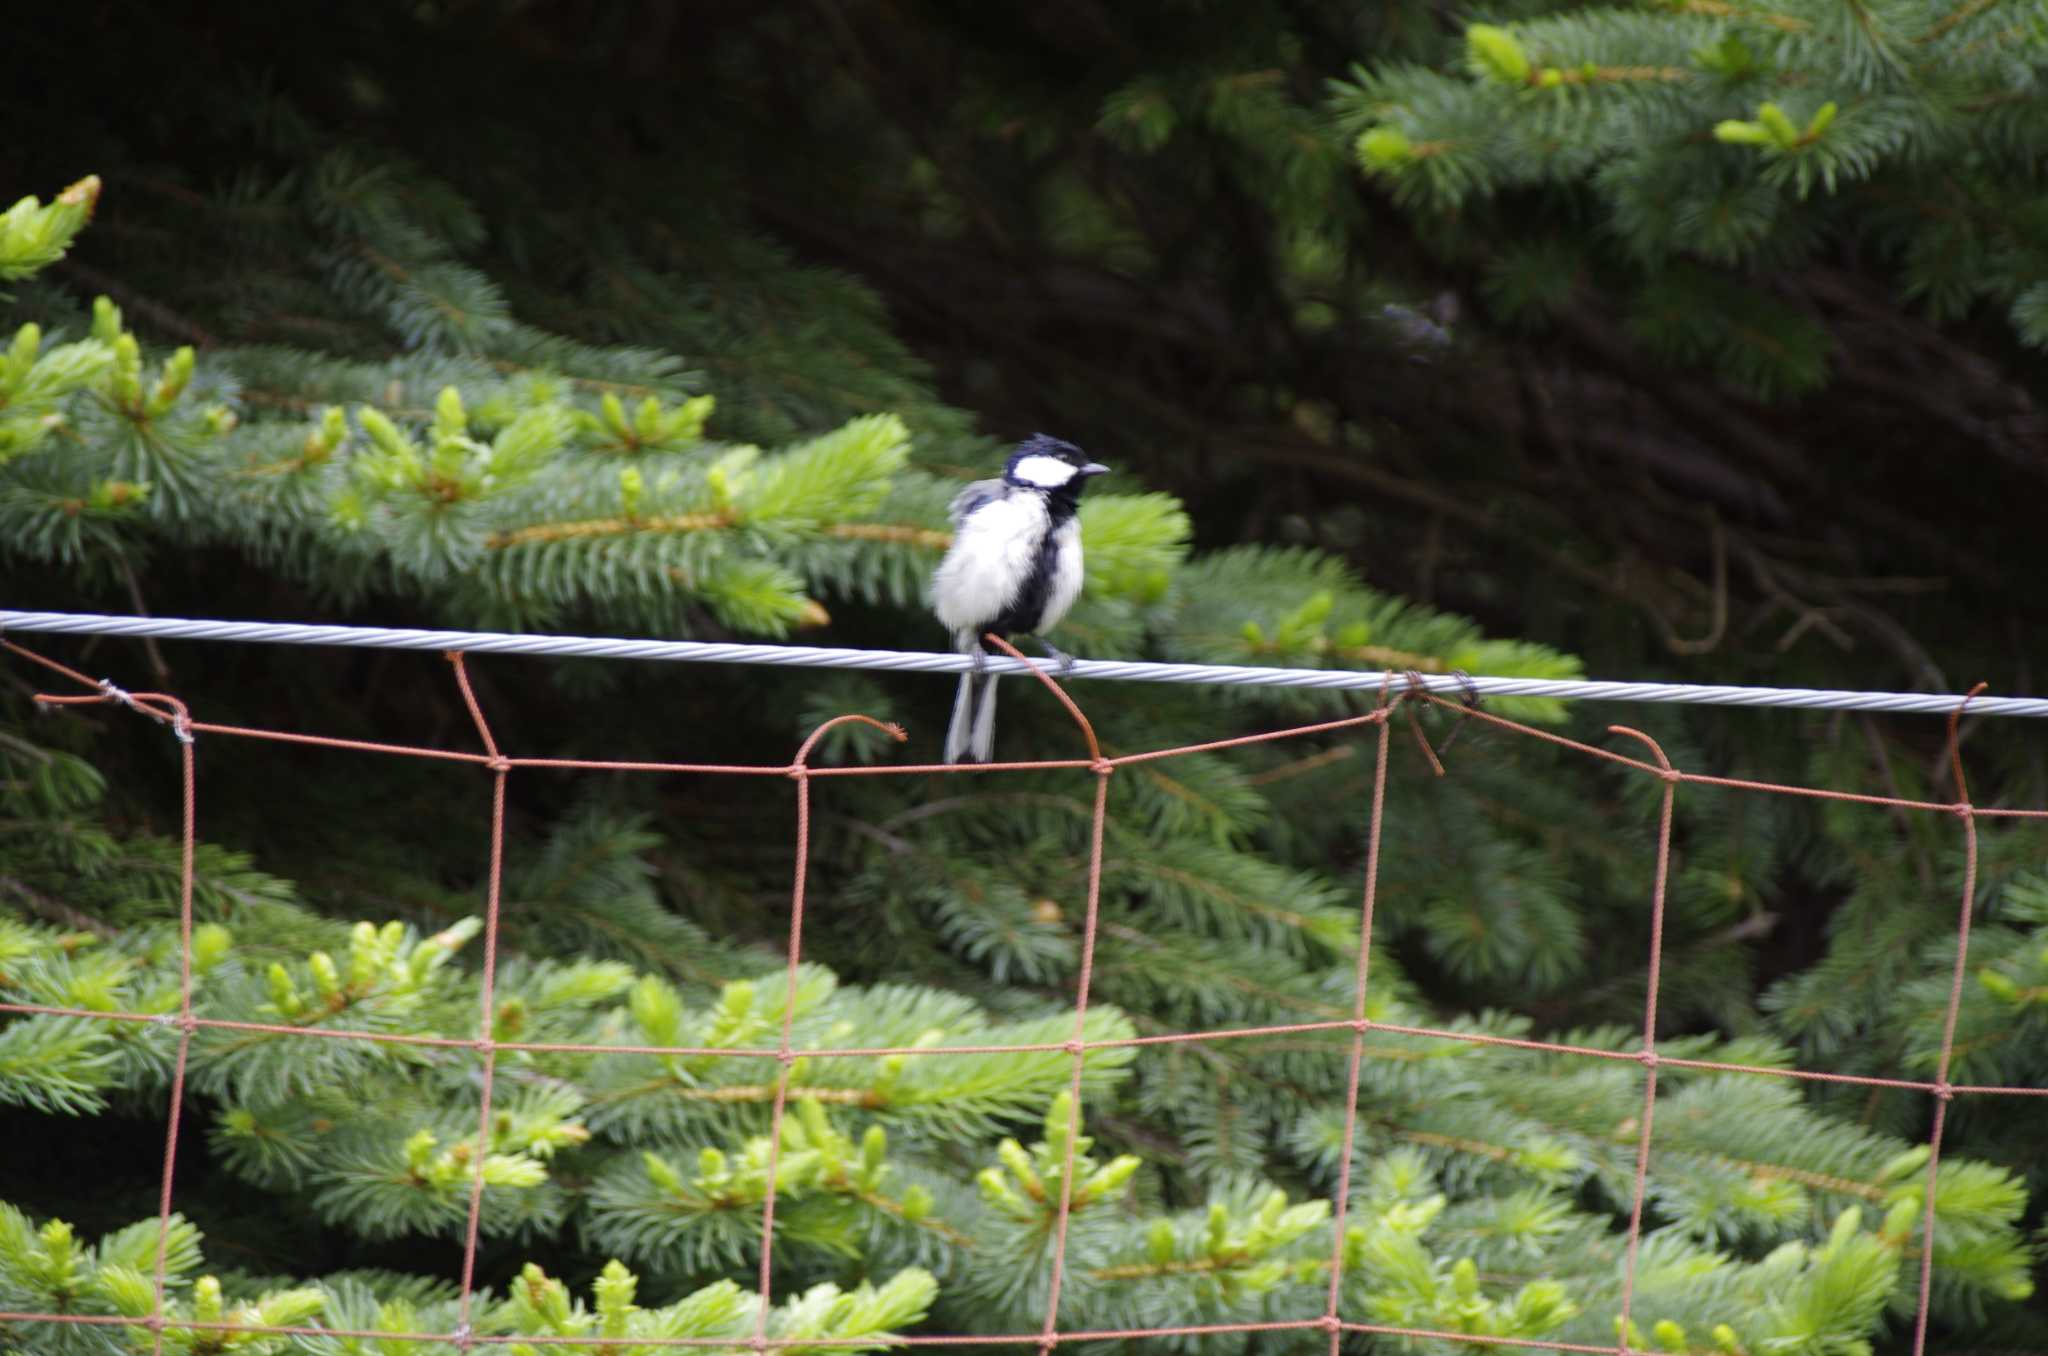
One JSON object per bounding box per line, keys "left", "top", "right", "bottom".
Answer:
{"left": 944, "top": 670, "right": 1000, "bottom": 763}
{"left": 969, "top": 671, "right": 999, "bottom": 762}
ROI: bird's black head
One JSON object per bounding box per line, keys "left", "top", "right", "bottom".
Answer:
{"left": 1003, "top": 434, "right": 1109, "bottom": 494}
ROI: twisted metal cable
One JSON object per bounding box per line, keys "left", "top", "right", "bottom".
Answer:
{"left": 5, "top": 608, "right": 2042, "bottom": 718}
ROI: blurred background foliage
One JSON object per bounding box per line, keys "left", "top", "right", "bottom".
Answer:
{"left": 3, "top": 2, "right": 2046, "bottom": 1353}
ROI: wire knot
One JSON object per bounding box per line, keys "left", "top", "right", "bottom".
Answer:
{"left": 1351, "top": 1018, "right": 1373, "bottom": 1035}
{"left": 1318, "top": 1314, "right": 1343, "bottom": 1334}
{"left": 97, "top": 678, "right": 135, "bottom": 708}
{"left": 1951, "top": 802, "right": 1973, "bottom": 820}
{"left": 486, "top": 755, "right": 511, "bottom": 774}
{"left": 171, "top": 712, "right": 195, "bottom": 745}
{"left": 1933, "top": 1082, "right": 1954, "bottom": 1102}
{"left": 1637, "top": 1049, "right": 1660, "bottom": 1069}
{"left": 1062, "top": 1038, "right": 1086, "bottom": 1057}
{"left": 1090, "top": 758, "right": 1114, "bottom": 777}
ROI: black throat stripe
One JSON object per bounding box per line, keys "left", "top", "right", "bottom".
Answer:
{"left": 980, "top": 488, "right": 1079, "bottom": 648}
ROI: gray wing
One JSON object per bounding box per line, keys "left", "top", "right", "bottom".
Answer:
{"left": 946, "top": 478, "right": 1009, "bottom": 528}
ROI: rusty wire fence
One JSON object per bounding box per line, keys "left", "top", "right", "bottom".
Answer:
{"left": 1, "top": 615, "right": 2044, "bottom": 1356}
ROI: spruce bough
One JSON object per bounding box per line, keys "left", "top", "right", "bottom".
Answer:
{"left": 1, "top": 120, "right": 2039, "bottom": 1356}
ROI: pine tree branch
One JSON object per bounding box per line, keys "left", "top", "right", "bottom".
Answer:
{"left": 55, "top": 259, "right": 218, "bottom": 348}
{"left": 1675, "top": 0, "right": 1811, "bottom": 29}
{"left": 1090, "top": 1248, "right": 1315, "bottom": 1282}
{"left": 1138, "top": 860, "right": 1333, "bottom": 939}
{"left": 825, "top": 522, "right": 951, "bottom": 549}
{"left": 1690, "top": 1153, "right": 1888, "bottom": 1202}
{"left": 589, "top": 1078, "right": 884, "bottom": 1109}
{"left": 115, "top": 556, "right": 171, "bottom": 682}
{"left": 1391, "top": 1126, "right": 1525, "bottom": 1163}
{"left": 0, "top": 876, "right": 117, "bottom": 939}
{"left": 487, "top": 512, "right": 731, "bottom": 547}
{"left": 848, "top": 1185, "right": 976, "bottom": 1247}
{"left": 1098, "top": 924, "right": 1355, "bottom": 1021}
{"left": 1242, "top": 744, "right": 1359, "bottom": 786}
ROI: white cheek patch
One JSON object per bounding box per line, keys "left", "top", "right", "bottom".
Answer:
{"left": 1009, "top": 454, "right": 1076, "bottom": 489}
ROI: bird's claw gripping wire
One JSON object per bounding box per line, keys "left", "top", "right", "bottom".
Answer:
{"left": 1038, "top": 640, "right": 1078, "bottom": 678}
{"left": 968, "top": 636, "right": 1073, "bottom": 678}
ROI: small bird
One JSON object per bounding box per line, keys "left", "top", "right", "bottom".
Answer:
{"left": 932, "top": 434, "right": 1108, "bottom": 762}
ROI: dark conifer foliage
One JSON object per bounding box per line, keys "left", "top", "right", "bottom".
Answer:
{"left": 2, "top": 4, "right": 2045, "bottom": 1353}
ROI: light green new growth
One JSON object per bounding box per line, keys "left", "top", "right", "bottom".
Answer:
{"left": 2, "top": 138, "right": 2040, "bottom": 1356}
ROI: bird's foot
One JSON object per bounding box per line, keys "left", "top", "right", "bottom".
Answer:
{"left": 1038, "top": 640, "right": 1077, "bottom": 677}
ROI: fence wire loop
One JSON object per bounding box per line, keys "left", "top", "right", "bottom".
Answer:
{"left": 2, "top": 625, "right": 2043, "bottom": 1356}
{"left": 1607, "top": 725, "right": 1676, "bottom": 778}
{"left": 45, "top": 674, "right": 200, "bottom": 745}
{"left": 983, "top": 632, "right": 1102, "bottom": 765}
{"left": 793, "top": 712, "right": 906, "bottom": 771}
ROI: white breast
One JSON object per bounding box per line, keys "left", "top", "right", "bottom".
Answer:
{"left": 932, "top": 492, "right": 1051, "bottom": 633}
{"left": 1038, "top": 518, "right": 1085, "bottom": 633}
